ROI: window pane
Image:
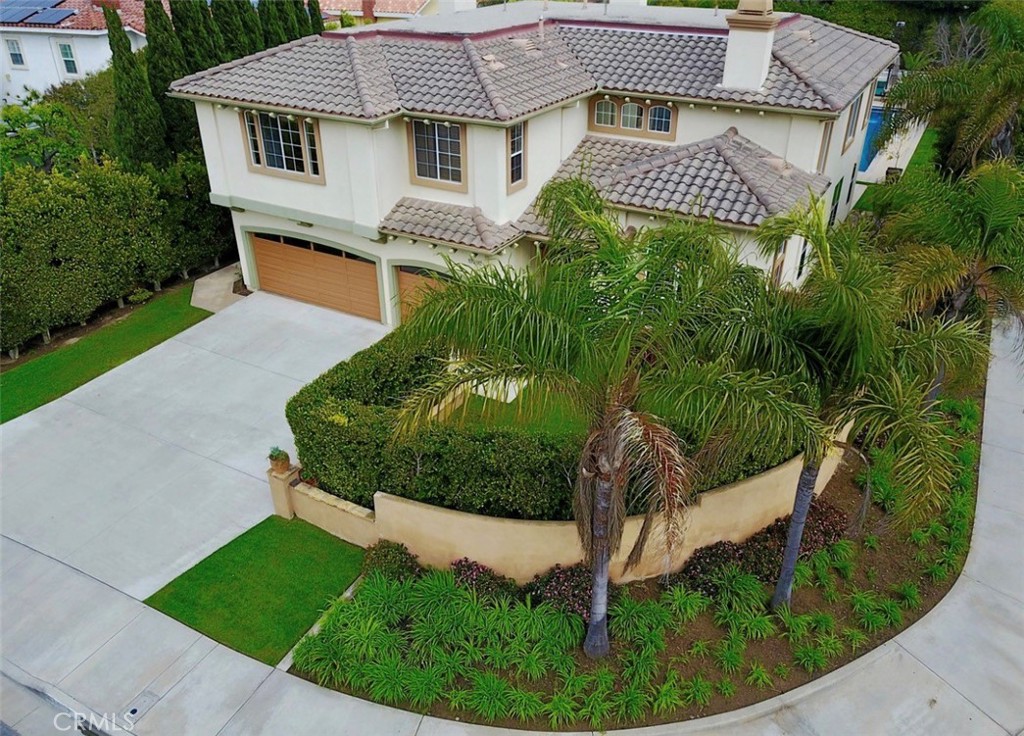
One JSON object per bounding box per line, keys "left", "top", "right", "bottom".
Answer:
{"left": 259, "top": 113, "right": 285, "bottom": 169}
{"left": 845, "top": 97, "right": 860, "bottom": 142}
{"left": 649, "top": 106, "right": 672, "bottom": 133}
{"left": 58, "top": 43, "right": 76, "bottom": 74}
{"left": 594, "top": 100, "right": 616, "bottom": 127}
{"left": 277, "top": 116, "right": 304, "bottom": 173}
{"left": 414, "top": 121, "right": 461, "bottom": 183}
{"left": 245, "top": 112, "right": 261, "bottom": 165}
{"left": 509, "top": 122, "right": 524, "bottom": 184}
{"left": 7, "top": 40, "right": 24, "bottom": 66}
{"left": 621, "top": 103, "right": 643, "bottom": 130}
{"left": 304, "top": 120, "right": 319, "bottom": 176}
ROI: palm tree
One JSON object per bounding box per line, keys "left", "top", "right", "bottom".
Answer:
{"left": 880, "top": 0, "right": 1024, "bottom": 172}
{"left": 398, "top": 181, "right": 823, "bottom": 657}
{"left": 756, "top": 199, "right": 987, "bottom": 609}
{"left": 877, "top": 161, "right": 1024, "bottom": 326}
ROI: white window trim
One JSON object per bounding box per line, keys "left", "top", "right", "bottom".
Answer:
{"left": 54, "top": 39, "right": 79, "bottom": 77}
{"left": 594, "top": 99, "right": 617, "bottom": 128}
{"left": 407, "top": 119, "right": 467, "bottom": 193}
{"left": 6, "top": 38, "right": 26, "bottom": 68}
{"left": 507, "top": 121, "right": 526, "bottom": 193}
{"left": 621, "top": 102, "right": 644, "bottom": 131}
{"left": 842, "top": 94, "right": 863, "bottom": 152}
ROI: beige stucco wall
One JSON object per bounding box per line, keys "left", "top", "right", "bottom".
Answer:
{"left": 270, "top": 427, "right": 851, "bottom": 583}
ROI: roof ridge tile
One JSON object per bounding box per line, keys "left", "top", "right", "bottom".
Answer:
{"left": 461, "top": 37, "right": 512, "bottom": 121}
{"left": 346, "top": 36, "right": 378, "bottom": 118}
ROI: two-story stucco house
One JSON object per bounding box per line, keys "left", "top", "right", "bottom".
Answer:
{"left": 1, "top": 0, "right": 149, "bottom": 105}
{"left": 170, "top": 0, "right": 898, "bottom": 326}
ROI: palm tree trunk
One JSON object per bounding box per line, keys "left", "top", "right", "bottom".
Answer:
{"left": 771, "top": 461, "right": 821, "bottom": 610}
{"left": 583, "top": 474, "right": 612, "bottom": 658}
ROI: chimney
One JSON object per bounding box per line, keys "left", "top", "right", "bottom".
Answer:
{"left": 720, "top": 0, "right": 778, "bottom": 91}
{"left": 361, "top": 0, "right": 376, "bottom": 23}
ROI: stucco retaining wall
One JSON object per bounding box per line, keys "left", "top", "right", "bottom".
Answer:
{"left": 269, "top": 432, "right": 849, "bottom": 583}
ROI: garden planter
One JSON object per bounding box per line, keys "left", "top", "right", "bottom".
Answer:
{"left": 270, "top": 455, "right": 291, "bottom": 474}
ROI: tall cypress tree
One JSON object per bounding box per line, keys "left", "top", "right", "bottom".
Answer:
{"left": 292, "top": 0, "right": 312, "bottom": 36}
{"left": 211, "top": 0, "right": 246, "bottom": 60}
{"left": 308, "top": 0, "right": 325, "bottom": 34}
{"left": 238, "top": 0, "right": 263, "bottom": 54}
{"left": 278, "top": 0, "right": 301, "bottom": 41}
{"left": 104, "top": 5, "right": 167, "bottom": 170}
{"left": 144, "top": 0, "right": 197, "bottom": 153}
{"left": 258, "top": 0, "right": 289, "bottom": 47}
{"left": 201, "top": 1, "right": 229, "bottom": 63}
{"left": 170, "top": 0, "right": 220, "bottom": 73}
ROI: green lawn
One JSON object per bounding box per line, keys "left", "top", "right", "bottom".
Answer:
{"left": 459, "top": 386, "right": 587, "bottom": 435}
{"left": 855, "top": 128, "right": 938, "bottom": 212}
{"left": 146, "top": 516, "right": 364, "bottom": 665}
{"left": 0, "top": 285, "right": 210, "bottom": 423}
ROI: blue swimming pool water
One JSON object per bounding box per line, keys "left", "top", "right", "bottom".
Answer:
{"left": 859, "top": 107, "right": 886, "bottom": 171}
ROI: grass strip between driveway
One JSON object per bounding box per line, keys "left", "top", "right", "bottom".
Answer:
{"left": 0, "top": 285, "right": 210, "bottom": 423}
{"left": 146, "top": 516, "right": 364, "bottom": 666}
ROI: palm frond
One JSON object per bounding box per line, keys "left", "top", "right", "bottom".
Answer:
{"left": 854, "top": 371, "right": 957, "bottom": 527}
{"left": 895, "top": 317, "right": 989, "bottom": 390}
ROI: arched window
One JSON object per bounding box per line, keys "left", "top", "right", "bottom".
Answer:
{"left": 648, "top": 105, "right": 672, "bottom": 134}
{"left": 594, "top": 100, "right": 617, "bottom": 127}
{"left": 621, "top": 102, "right": 644, "bottom": 130}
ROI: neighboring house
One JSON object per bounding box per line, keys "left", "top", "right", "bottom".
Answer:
{"left": 170, "top": 0, "right": 899, "bottom": 326}
{"left": 320, "top": 0, "right": 434, "bottom": 24}
{"left": 0, "top": 0, "right": 148, "bottom": 105}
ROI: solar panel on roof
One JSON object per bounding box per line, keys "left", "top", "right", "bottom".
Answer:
{"left": 24, "top": 7, "right": 73, "bottom": 24}
{"left": 1, "top": 0, "right": 60, "bottom": 10}
{"left": 0, "top": 6, "right": 37, "bottom": 22}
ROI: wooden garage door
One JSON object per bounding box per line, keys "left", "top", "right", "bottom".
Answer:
{"left": 397, "top": 266, "right": 445, "bottom": 322}
{"left": 251, "top": 234, "right": 381, "bottom": 321}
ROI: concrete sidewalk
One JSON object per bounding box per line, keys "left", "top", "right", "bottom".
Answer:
{"left": 2, "top": 324, "right": 1021, "bottom": 735}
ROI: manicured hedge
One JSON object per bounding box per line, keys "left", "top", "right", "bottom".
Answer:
{"left": 288, "top": 332, "right": 800, "bottom": 521}
{"left": 286, "top": 333, "right": 582, "bottom": 520}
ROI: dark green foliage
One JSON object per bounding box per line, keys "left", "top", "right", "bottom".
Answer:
{"left": 143, "top": 152, "right": 233, "bottom": 277}
{"left": 286, "top": 332, "right": 583, "bottom": 520}
{"left": 211, "top": 0, "right": 249, "bottom": 60}
{"left": 892, "top": 581, "right": 922, "bottom": 609}
{"left": 170, "top": 0, "right": 223, "bottom": 73}
{"left": 362, "top": 540, "right": 423, "bottom": 581}
{"left": 0, "top": 162, "right": 171, "bottom": 352}
{"left": 144, "top": 0, "right": 196, "bottom": 153}
{"left": 681, "top": 673, "right": 714, "bottom": 708}
{"left": 661, "top": 585, "right": 711, "bottom": 626}
{"left": 104, "top": 6, "right": 167, "bottom": 170}
{"left": 843, "top": 627, "right": 869, "bottom": 652}
{"left": 715, "top": 677, "right": 736, "bottom": 697}
{"left": 238, "top": 0, "right": 264, "bottom": 54}
{"left": 44, "top": 68, "right": 115, "bottom": 158}
{"left": 308, "top": 0, "right": 325, "bottom": 33}
{"left": 259, "top": 0, "right": 290, "bottom": 47}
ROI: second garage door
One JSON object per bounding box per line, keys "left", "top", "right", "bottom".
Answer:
{"left": 251, "top": 233, "right": 381, "bottom": 321}
{"left": 396, "top": 266, "right": 446, "bottom": 322}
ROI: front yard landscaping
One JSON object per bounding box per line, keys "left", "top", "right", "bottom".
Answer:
{"left": 146, "top": 516, "right": 364, "bottom": 665}
{"left": 0, "top": 284, "right": 210, "bottom": 423}
{"left": 289, "top": 396, "right": 980, "bottom": 729}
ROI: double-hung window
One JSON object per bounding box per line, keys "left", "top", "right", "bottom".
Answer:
{"left": 507, "top": 121, "right": 526, "bottom": 191}
{"left": 57, "top": 42, "right": 77, "bottom": 75}
{"left": 242, "top": 110, "right": 322, "bottom": 181}
{"left": 842, "top": 94, "right": 862, "bottom": 152}
{"left": 648, "top": 105, "right": 672, "bottom": 134}
{"left": 410, "top": 120, "right": 465, "bottom": 189}
{"left": 7, "top": 39, "right": 25, "bottom": 67}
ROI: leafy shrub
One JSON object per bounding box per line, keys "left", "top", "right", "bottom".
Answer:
{"left": 451, "top": 558, "right": 518, "bottom": 601}
{"left": 670, "top": 499, "right": 848, "bottom": 592}
{"left": 661, "top": 585, "right": 712, "bottom": 625}
{"left": 716, "top": 677, "right": 737, "bottom": 697}
{"left": 793, "top": 643, "right": 827, "bottom": 673}
{"left": 681, "top": 673, "right": 714, "bottom": 708}
{"left": 525, "top": 563, "right": 593, "bottom": 621}
{"left": 287, "top": 332, "right": 582, "bottom": 520}
{"left": 745, "top": 662, "right": 773, "bottom": 689}
{"left": 363, "top": 540, "right": 422, "bottom": 581}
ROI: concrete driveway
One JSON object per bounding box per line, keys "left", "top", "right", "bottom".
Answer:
{"left": 0, "top": 292, "right": 388, "bottom": 600}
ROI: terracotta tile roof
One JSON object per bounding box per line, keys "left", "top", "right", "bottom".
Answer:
{"left": 321, "top": 0, "right": 428, "bottom": 17}
{"left": 517, "top": 128, "right": 831, "bottom": 233}
{"left": 380, "top": 197, "right": 521, "bottom": 252}
{"left": 169, "top": 2, "right": 898, "bottom": 120}
{"left": 0, "top": 0, "right": 151, "bottom": 33}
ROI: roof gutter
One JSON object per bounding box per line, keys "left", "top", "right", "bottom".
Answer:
{"left": 378, "top": 228, "right": 517, "bottom": 256}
